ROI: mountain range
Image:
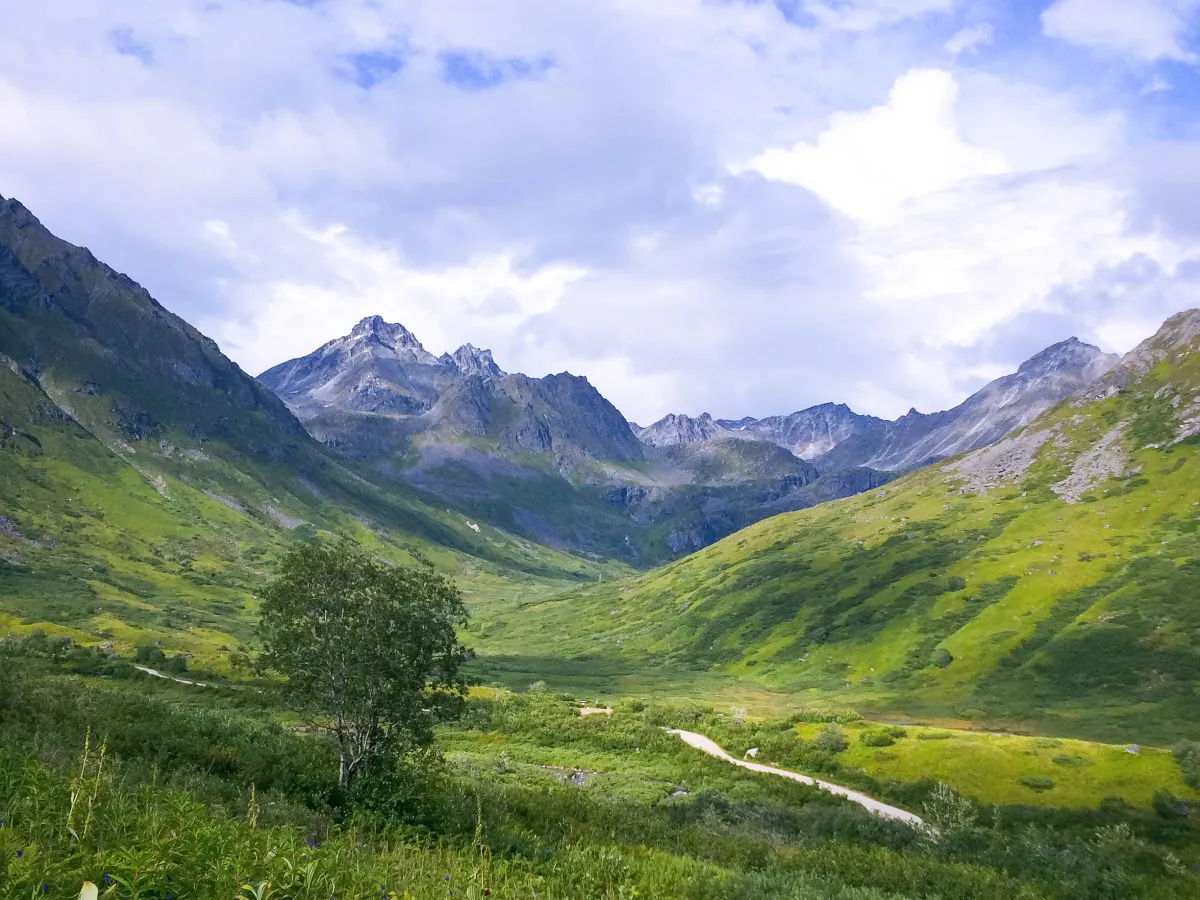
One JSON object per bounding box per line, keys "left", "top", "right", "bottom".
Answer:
{"left": 2, "top": 190, "right": 1199, "bottom": 738}
{"left": 0, "top": 193, "right": 615, "bottom": 652}
{"left": 472, "top": 309, "right": 1200, "bottom": 742}
{"left": 262, "top": 317, "right": 1118, "bottom": 562}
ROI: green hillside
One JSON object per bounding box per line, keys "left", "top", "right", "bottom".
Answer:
{"left": 471, "top": 311, "right": 1200, "bottom": 743}
{"left": 0, "top": 196, "right": 626, "bottom": 666}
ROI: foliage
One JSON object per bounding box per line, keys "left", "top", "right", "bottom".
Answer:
{"left": 1177, "top": 741, "right": 1200, "bottom": 790}
{"left": 0, "top": 671, "right": 1197, "bottom": 900}
{"left": 259, "top": 539, "right": 469, "bottom": 785}
{"left": 814, "top": 725, "right": 848, "bottom": 754}
{"left": 1019, "top": 776, "right": 1056, "bottom": 793}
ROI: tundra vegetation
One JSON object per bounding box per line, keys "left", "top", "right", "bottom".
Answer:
{"left": 0, "top": 636, "right": 1199, "bottom": 898}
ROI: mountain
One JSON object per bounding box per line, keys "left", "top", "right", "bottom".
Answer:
{"left": 0, "top": 194, "right": 618, "bottom": 663}
{"left": 260, "top": 315, "right": 644, "bottom": 466}
{"left": 716, "top": 403, "right": 884, "bottom": 460}
{"left": 637, "top": 413, "right": 730, "bottom": 447}
{"left": 471, "top": 311, "right": 1200, "bottom": 743}
{"left": 264, "top": 319, "right": 1121, "bottom": 565}
{"left": 644, "top": 338, "right": 1119, "bottom": 472}
{"left": 263, "top": 320, "right": 903, "bottom": 563}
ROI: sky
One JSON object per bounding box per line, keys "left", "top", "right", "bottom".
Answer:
{"left": 2, "top": 0, "right": 1200, "bottom": 425}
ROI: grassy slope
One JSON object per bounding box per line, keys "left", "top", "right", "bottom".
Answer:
{"left": 0, "top": 363, "right": 625, "bottom": 669}
{"left": 471, "top": 315, "right": 1200, "bottom": 744}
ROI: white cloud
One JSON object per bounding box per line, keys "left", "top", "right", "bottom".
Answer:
{"left": 2, "top": 0, "right": 1200, "bottom": 427}
{"left": 945, "top": 23, "right": 992, "bottom": 57}
{"left": 1042, "top": 0, "right": 1200, "bottom": 63}
{"left": 735, "top": 68, "right": 1200, "bottom": 413}
{"left": 803, "top": 0, "right": 958, "bottom": 31}
{"left": 738, "top": 69, "right": 1008, "bottom": 224}
{"left": 203, "top": 215, "right": 589, "bottom": 377}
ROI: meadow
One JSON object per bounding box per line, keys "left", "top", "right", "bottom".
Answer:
{"left": 1, "top": 645, "right": 1198, "bottom": 899}
{"left": 466, "top": 354, "right": 1200, "bottom": 746}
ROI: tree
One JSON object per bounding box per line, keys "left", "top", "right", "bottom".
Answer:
{"left": 258, "top": 539, "right": 469, "bottom": 786}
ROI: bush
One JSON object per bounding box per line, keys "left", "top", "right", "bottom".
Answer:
{"left": 861, "top": 729, "right": 896, "bottom": 748}
{"left": 1018, "top": 776, "right": 1055, "bottom": 793}
{"left": 813, "top": 725, "right": 847, "bottom": 754}
{"left": 929, "top": 648, "right": 953, "bottom": 668}
{"left": 1174, "top": 740, "right": 1200, "bottom": 790}
{"left": 1152, "top": 791, "right": 1190, "bottom": 820}
{"left": 1052, "top": 754, "right": 1086, "bottom": 768}
{"left": 135, "top": 644, "right": 167, "bottom": 665}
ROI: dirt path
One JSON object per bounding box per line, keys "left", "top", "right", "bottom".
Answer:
{"left": 133, "top": 664, "right": 212, "bottom": 687}
{"left": 667, "top": 729, "right": 926, "bottom": 828}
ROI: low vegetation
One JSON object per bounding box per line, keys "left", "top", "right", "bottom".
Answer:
{"left": 1, "top": 647, "right": 1199, "bottom": 899}
{"left": 469, "top": 350, "right": 1200, "bottom": 744}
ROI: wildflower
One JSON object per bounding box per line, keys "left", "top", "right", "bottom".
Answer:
{"left": 16, "top": 849, "right": 22, "bottom": 858}
{"left": 445, "top": 876, "right": 450, "bottom": 881}
{"left": 40, "top": 884, "right": 48, "bottom": 893}
{"left": 167, "top": 876, "right": 172, "bottom": 883}
{"left": 305, "top": 837, "right": 319, "bottom": 848}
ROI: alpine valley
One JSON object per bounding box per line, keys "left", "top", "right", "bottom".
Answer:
{"left": 261, "top": 315, "right": 1117, "bottom": 565}
{"left": 5, "top": 192, "right": 1200, "bottom": 898}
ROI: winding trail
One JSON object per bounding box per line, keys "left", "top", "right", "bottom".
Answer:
{"left": 130, "top": 667, "right": 923, "bottom": 827}
{"left": 667, "top": 729, "right": 926, "bottom": 828}
{"left": 133, "top": 664, "right": 212, "bottom": 687}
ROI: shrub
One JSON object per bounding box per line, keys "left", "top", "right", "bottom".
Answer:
{"left": 1174, "top": 740, "right": 1200, "bottom": 790}
{"left": 1051, "top": 754, "right": 1086, "bottom": 768}
{"left": 1152, "top": 791, "right": 1190, "bottom": 820}
{"left": 813, "top": 725, "right": 847, "bottom": 754}
{"left": 929, "top": 648, "right": 953, "bottom": 668}
{"left": 1018, "top": 776, "right": 1055, "bottom": 793}
{"left": 135, "top": 644, "right": 167, "bottom": 665}
{"left": 861, "top": 729, "right": 896, "bottom": 748}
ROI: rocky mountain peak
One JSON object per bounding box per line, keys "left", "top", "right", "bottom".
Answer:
{"left": 637, "top": 412, "right": 728, "bottom": 447}
{"left": 1080, "top": 308, "right": 1200, "bottom": 403}
{"left": 348, "top": 316, "right": 429, "bottom": 355}
{"left": 1017, "top": 337, "right": 1118, "bottom": 381}
{"left": 442, "top": 343, "right": 505, "bottom": 379}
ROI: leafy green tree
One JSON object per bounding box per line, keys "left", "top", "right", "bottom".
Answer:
{"left": 258, "top": 539, "right": 469, "bottom": 786}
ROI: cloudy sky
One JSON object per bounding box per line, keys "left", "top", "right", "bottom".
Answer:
{"left": 3, "top": 0, "right": 1200, "bottom": 424}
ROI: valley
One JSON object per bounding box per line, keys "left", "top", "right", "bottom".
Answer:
{"left": 1, "top": 193, "right": 1199, "bottom": 897}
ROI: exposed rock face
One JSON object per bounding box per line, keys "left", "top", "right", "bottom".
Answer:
{"left": 260, "top": 318, "right": 644, "bottom": 466}
{"left": 718, "top": 404, "right": 882, "bottom": 460}
{"left": 648, "top": 338, "right": 1118, "bottom": 475}
{"left": 1080, "top": 309, "right": 1200, "bottom": 405}
{"left": 0, "top": 194, "right": 308, "bottom": 454}
{"left": 262, "top": 315, "right": 1125, "bottom": 562}
{"left": 637, "top": 413, "right": 730, "bottom": 447}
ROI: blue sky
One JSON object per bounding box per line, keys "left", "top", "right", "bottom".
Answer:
{"left": 2, "top": 0, "right": 1199, "bottom": 423}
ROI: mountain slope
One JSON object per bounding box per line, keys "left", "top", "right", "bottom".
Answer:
{"left": 0, "top": 195, "right": 622, "bottom": 663}
{"left": 263, "top": 318, "right": 895, "bottom": 564}
{"left": 471, "top": 311, "right": 1200, "bottom": 743}
{"left": 649, "top": 338, "right": 1118, "bottom": 472}
{"left": 260, "top": 315, "right": 644, "bottom": 465}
